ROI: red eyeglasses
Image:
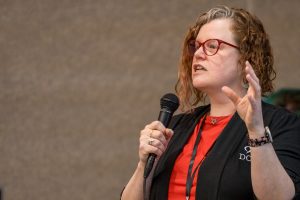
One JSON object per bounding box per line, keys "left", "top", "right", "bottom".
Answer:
{"left": 188, "top": 39, "right": 239, "bottom": 56}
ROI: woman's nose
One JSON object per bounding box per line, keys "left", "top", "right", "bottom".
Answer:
{"left": 194, "top": 45, "right": 206, "bottom": 59}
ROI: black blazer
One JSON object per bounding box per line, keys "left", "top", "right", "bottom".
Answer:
{"left": 150, "top": 102, "right": 300, "bottom": 200}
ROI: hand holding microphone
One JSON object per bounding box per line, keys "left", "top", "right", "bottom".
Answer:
{"left": 139, "top": 121, "right": 173, "bottom": 162}
{"left": 140, "top": 93, "right": 179, "bottom": 178}
{"left": 121, "top": 94, "right": 179, "bottom": 200}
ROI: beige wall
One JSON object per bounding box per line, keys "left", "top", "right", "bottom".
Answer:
{"left": 0, "top": 0, "right": 299, "bottom": 199}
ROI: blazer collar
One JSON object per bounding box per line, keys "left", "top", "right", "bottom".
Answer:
{"left": 196, "top": 112, "right": 247, "bottom": 199}
{"left": 153, "top": 105, "right": 210, "bottom": 178}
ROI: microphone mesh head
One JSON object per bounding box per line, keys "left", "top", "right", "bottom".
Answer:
{"left": 160, "top": 93, "right": 179, "bottom": 113}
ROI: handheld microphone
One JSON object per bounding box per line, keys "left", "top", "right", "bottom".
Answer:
{"left": 143, "top": 93, "right": 179, "bottom": 178}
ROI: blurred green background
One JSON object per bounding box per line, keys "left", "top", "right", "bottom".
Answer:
{"left": 264, "top": 88, "right": 300, "bottom": 115}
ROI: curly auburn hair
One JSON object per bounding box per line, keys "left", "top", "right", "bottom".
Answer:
{"left": 175, "top": 5, "right": 276, "bottom": 112}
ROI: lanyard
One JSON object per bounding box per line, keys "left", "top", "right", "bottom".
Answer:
{"left": 185, "top": 114, "right": 208, "bottom": 200}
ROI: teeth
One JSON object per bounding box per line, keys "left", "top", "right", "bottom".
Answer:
{"left": 194, "top": 64, "right": 206, "bottom": 71}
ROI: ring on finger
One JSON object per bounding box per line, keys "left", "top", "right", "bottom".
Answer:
{"left": 148, "top": 138, "right": 154, "bottom": 145}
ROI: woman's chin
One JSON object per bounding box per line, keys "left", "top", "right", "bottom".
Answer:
{"left": 192, "top": 80, "right": 208, "bottom": 89}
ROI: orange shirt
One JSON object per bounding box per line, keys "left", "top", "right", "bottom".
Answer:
{"left": 168, "top": 115, "right": 232, "bottom": 200}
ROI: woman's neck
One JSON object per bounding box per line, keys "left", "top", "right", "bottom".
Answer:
{"left": 207, "top": 87, "right": 246, "bottom": 116}
{"left": 209, "top": 100, "right": 236, "bottom": 116}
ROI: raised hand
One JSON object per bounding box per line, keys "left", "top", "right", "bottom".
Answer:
{"left": 222, "top": 61, "right": 265, "bottom": 136}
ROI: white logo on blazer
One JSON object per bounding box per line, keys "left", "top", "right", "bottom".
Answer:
{"left": 239, "top": 146, "right": 251, "bottom": 162}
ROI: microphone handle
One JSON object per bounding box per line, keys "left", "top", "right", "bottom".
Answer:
{"left": 144, "top": 153, "right": 156, "bottom": 178}
{"left": 143, "top": 110, "right": 172, "bottom": 178}
{"left": 158, "top": 109, "right": 172, "bottom": 127}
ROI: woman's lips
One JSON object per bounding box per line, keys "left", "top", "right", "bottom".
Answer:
{"left": 193, "top": 64, "right": 207, "bottom": 72}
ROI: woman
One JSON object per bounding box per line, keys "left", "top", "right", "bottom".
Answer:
{"left": 121, "top": 6, "right": 300, "bottom": 200}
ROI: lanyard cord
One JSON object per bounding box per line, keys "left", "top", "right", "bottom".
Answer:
{"left": 185, "top": 114, "right": 208, "bottom": 200}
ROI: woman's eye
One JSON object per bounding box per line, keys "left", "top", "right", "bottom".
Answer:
{"left": 207, "top": 43, "right": 218, "bottom": 49}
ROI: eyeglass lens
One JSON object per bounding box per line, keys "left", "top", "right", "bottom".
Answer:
{"left": 188, "top": 39, "right": 219, "bottom": 56}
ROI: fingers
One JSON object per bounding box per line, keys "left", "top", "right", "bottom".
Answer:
{"left": 245, "top": 61, "right": 259, "bottom": 83}
{"left": 246, "top": 74, "right": 261, "bottom": 99}
{"left": 139, "top": 137, "right": 164, "bottom": 156}
{"left": 245, "top": 61, "right": 261, "bottom": 99}
{"left": 221, "top": 86, "right": 240, "bottom": 106}
{"left": 247, "top": 95, "right": 257, "bottom": 110}
{"left": 139, "top": 121, "right": 174, "bottom": 163}
{"left": 144, "top": 121, "right": 169, "bottom": 145}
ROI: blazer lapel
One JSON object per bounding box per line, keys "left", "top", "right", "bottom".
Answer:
{"left": 153, "top": 105, "right": 210, "bottom": 178}
{"left": 196, "top": 112, "right": 248, "bottom": 199}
